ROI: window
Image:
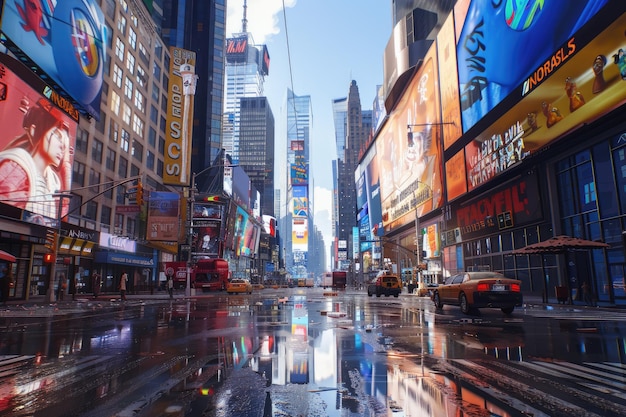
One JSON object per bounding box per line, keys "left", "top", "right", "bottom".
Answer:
{"left": 122, "top": 103, "right": 131, "bottom": 124}
{"left": 136, "top": 65, "right": 147, "bottom": 87}
{"left": 132, "top": 140, "right": 143, "bottom": 162}
{"left": 91, "top": 139, "right": 103, "bottom": 164}
{"left": 153, "top": 62, "right": 161, "bottom": 80}
{"left": 101, "top": 205, "right": 112, "bottom": 226}
{"left": 128, "top": 28, "right": 137, "bottom": 49}
{"left": 114, "top": 63, "right": 124, "bottom": 88}
{"left": 119, "top": 0, "right": 128, "bottom": 13}
{"left": 134, "top": 90, "right": 144, "bottom": 112}
{"left": 73, "top": 161, "right": 85, "bottom": 186}
{"left": 150, "top": 105, "right": 158, "bottom": 124}
{"left": 85, "top": 201, "right": 97, "bottom": 221}
{"left": 89, "top": 168, "right": 101, "bottom": 193}
{"left": 115, "top": 37, "right": 125, "bottom": 61}
{"left": 118, "top": 156, "right": 128, "bottom": 177}
{"left": 138, "top": 43, "right": 149, "bottom": 65}
{"left": 109, "top": 119, "right": 119, "bottom": 142}
{"left": 126, "top": 217, "right": 136, "bottom": 238}
{"left": 132, "top": 114, "right": 144, "bottom": 136}
{"left": 148, "top": 127, "right": 156, "bottom": 147}
{"left": 126, "top": 51, "right": 135, "bottom": 74}
{"left": 104, "top": 177, "right": 114, "bottom": 199}
{"left": 130, "top": 13, "right": 138, "bottom": 27}
{"left": 124, "top": 77, "right": 133, "bottom": 99}
{"left": 146, "top": 150, "right": 155, "bottom": 171}
{"left": 111, "top": 91, "right": 121, "bottom": 115}
{"left": 152, "top": 81, "right": 159, "bottom": 101}
{"left": 105, "top": 148, "right": 116, "bottom": 171}
{"left": 117, "top": 15, "right": 126, "bottom": 34}
{"left": 75, "top": 127, "right": 88, "bottom": 154}
{"left": 120, "top": 129, "right": 130, "bottom": 152}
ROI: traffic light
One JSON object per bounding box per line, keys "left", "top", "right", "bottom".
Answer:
{"left": 44, "top": 253, "right": 55, "bottom": 263}
{"left": 204, "top": 195, "right": 220, "bottom": 202}
{"left": 135, "top": 180, "right": 144, "bottom": 205}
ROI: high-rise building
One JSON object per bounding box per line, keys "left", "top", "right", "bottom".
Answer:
{"left": 285, "top": 89, "right": 312, "bottom": 279}
{"left": 161, "top": 0, "right": 226, "bottom": 173}
{"left": 334, "top": 81, "right": 372, "bottom": 270}
{"left": 222, "top": 25, "right": 269, "bottom": 163}
{"left": 239, "top": 97, "right": 275, "bottom": 217}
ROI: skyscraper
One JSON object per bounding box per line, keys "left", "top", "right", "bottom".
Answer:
{"left": 161, "top": 0, "right": 226, "bottom": 173}
{"left": 285, "top": 89, "right": 312, "bottom": 280}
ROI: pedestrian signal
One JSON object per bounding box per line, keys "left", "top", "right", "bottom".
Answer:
{"left": 44, "top": 253, "right": 55, "bottom": 263}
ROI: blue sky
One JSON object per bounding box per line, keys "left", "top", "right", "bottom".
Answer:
{"left": 226, "top": 0, "right": 392, "bottom": 260}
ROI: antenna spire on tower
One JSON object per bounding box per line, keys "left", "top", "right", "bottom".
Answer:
{"left": 242, "top": 0, "right": 248, "bottom": 33}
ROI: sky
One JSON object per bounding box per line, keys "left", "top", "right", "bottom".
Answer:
{"left": 226, "top": 0, "right": 392, "bottom": 265}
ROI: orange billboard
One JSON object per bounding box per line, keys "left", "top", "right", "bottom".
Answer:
{"left": 376, "top": 44, "right": 443, "bottom": 232}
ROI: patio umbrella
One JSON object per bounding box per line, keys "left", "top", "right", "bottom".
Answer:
{"left": 0, "top": 250, "right": 16, "bottom": 263}
{"left": 513, "top": 235, "right": 609, "bottom": 255}
{"left": 513, "top": 235, "right": 609, "bottom": 304}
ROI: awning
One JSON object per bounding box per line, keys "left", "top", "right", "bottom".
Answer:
{"left": 58, "top": 237, "right": 96, "bottom": 257}
{"left": 0, "top": 249, "right": 16, "bottom": 263}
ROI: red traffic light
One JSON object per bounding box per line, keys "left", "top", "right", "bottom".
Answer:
{"left": 205, "top": 196, "right": 220, "bottom": 202}
{"left": 44, "top": 253, "right": 55, "bottom": 263}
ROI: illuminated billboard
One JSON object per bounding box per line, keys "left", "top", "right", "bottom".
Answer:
{"left": 0, "top": 54, "right": 78, "bottom": 225}
{"left": 147, "top": 192, "right": 180, "bottom": 242}
{"left": 454, "top": 0, "right": 609, "bottom": 133}
{"left": 292, "top": 218, "right": 308, "bottom": 251}
{"left": 436, "top": 12, "right": 463, "bottom": 150}
{"left": 0, "top": 0, "right": 106, "bottom": 120}
{"left": 465, "top": 10, "right": 626, "bottom": 192}
{"left": 225, "top": 36, "right": 249, "bottom": 62}
{"left": 292, "top": 186, "right": 308, "bottom": 218}
{"left": 163, "top": 47, "right": 196, "bottom": 186}
{"left": 376, "top": 45, "right": 443, "bottom": 232}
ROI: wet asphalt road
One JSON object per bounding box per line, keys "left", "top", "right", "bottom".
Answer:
{"left": 1, "top": 288, "right": 626, "bottom": 416}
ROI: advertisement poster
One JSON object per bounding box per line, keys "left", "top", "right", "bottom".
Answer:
{"left": 454, "top": 0, "right": 610, "bottom": 132}
{"left": 0, "top": 55, "right": 78, "bottom": 225}
{"left": 465, "top": 10, "right": 626, "bottom": 192}
{"left": 193, "top": 221, "right": 220, "bottom": 256}
{"left": 0, "top": 0, "right": 106, "bottom": 120}
{"left": 147, "top": 192, "right": 180, "bottom": 242}
{"left": 376, "top": 45, "right": 443, "bottom": 232}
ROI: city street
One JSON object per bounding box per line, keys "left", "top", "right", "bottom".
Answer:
{"left": 0, "top": 287, "right": 626, "bottom": 416}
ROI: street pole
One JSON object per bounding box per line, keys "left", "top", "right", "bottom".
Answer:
{"left": 415, "top": 202, "right": 420, "bottom": 294}
{"left": 186, "top": 172, "right": 195, "bottom": 298}
{"left": 45, "top": 194, "right": 69, "bottom": 303}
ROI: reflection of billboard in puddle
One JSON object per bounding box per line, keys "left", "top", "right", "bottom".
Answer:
{"left": 290, "top": 295, "right": 309, "bottom": 384}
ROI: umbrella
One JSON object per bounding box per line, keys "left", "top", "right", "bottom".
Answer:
{"left": 0, "top": 250, "right": 16, "bottom": 263}
{"left": 513, "top": 235, "right": 609, "bottom": 255}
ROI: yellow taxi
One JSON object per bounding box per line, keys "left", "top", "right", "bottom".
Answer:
{"left": 226, "top": 279, "right": 253, "bottom": 294}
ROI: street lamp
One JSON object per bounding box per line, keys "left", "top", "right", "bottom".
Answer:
{"left": 45, "top": 192, "right": 72, "bottom": 303}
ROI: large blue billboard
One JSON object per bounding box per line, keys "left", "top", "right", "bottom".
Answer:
{"left": 455, "top": 0, "right": 609, "bottom": 132}
{"left": 0, "top": 0, "right": 107, "bottom": 120}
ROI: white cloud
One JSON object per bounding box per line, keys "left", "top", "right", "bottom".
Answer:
{"left": 226, "top": 0, "right": 298, "bottom": 44}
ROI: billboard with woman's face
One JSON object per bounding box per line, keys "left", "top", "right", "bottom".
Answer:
{"left": 0, "top": 54, "right": 78, "bottom": 225}
{"left": 376, "top": 45, "right": 443, "bottom": 233}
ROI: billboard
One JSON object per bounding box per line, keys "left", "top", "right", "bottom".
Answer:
{"left": 454, "top": 0, "right": 609, "bottom": 133}
{"left": 376, "top": 44, "right": 443, "bottom": 232}
{"left": 193, "top": 221, "right": 221, "bottom": 257}
{"left": 225, "top": 36, "right": 249, "bottom": 62}
{"left": 437, "top": 12, "right": 463, "bottom": 150}
{"left": 292, "top": 185, "right": 308, "bottom": 218}
{"left": 163, "top": 47, "right": 196, "bottom": 186}
{"left": 0, "top": 0, "right": 106, "bottom": 120}
{"left": 0, "top": 54, "right": 78, "bottom": 225}
{"left": 292, "top": 218, "right": 308, "bottom": 251}
{"left": 465, "top": 9, "right": 626, "bottom": 193}
{"left": 147, "top": 192, "right": 180, "bottom": 242}
{"left": 290, "top": 163, "right": 308, "bottom": 185}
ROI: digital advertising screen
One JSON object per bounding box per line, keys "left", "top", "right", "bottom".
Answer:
{"left": 465, "top": 8, "right": 626, "bottom": 193}
{"left": 454, "top": 0, "right": 610, "bottom": 133}
{"left": 375, "top": 44, "right": 443, "bottom": 232}
{"left": 0, "top": 0, "right": 107, "bottom": 120}
{"left": 147, "top": 192, "right": 180, "bottom": 242}
{"left": 0, "top": 54, "right": 78, "bottom": 225}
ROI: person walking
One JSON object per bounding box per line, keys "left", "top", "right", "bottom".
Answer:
{"left": 167, "top": 275, "right": 174, "bottom": 299}
{"left": 92, "top": 271, "right": 101, "bottom": 299}
{"left": 119, "top": 271, "right": 128, "bottom": 301}
{"left": 57, "top": 273, "right": 66, "bottom": 301}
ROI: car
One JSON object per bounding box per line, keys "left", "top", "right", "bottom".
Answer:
{"left": 367, "top": 274, "right": 402, "bottom": 297}
{"left": 431, "top": 271, "right": 522, "bottom": 315}
{"left": 226, "top": 279, "right": 253, "bottom": 294}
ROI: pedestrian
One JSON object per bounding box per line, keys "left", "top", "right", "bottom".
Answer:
{"left": 581, "top": 281, "right": 594, "bottom": 306}
{"left": 57, "top": 273, "right": 66, "bottom": 301}
{"left": 167, "top": 275, "right": 174, "bottom": 299}
{"left": 119, "top": 271, "right": 128, "bottom": 301}
{"left": 92, "top": 271, "right": 101, "bottom": 299}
